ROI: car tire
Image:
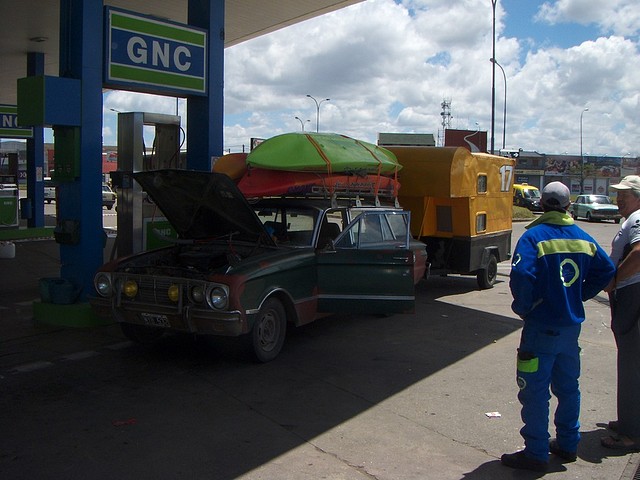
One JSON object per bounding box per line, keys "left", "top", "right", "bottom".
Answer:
{"left": 248, "top": 298, "right": 287, "bottom": 362}
{"left": 587, "top": 212, "right": 594, "bottom": 222}
{"left": 477, "top": 254, "right": 498, "bottom": 290}
{"left": 571, "top": 211, "right": 577, "bottom": 220}
{"left": 120, "top": 323, "right": 165, "bottom": 344}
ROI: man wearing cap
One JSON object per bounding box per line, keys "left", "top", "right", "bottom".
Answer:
{"left": 601, "top": 175, "right": 640, "bottom": 452}
{"left": 502, "top": 181, "right": 615, "bottom": 472}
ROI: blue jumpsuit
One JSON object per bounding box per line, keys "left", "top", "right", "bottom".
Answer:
{"left": 510, "top": 211, "right": 615, "bottom": 462}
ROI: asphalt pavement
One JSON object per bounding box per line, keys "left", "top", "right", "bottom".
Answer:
{"left": 1, "top": 220, "right": 639, "bottom": 479}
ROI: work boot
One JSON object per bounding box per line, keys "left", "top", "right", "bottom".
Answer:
{"left": 501, "top": 451, "right": 548, "bottom": 472}
{"left": 549, "top": 438, "right": 577, "bottom": 462}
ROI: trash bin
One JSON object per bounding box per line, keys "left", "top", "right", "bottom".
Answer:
{"left": 39, "top": 277, "right": 80, "bottom": 304}
{"left": 19, "top": 197, "right": 32, "bottom": 220}
{"left": 0, "top": 183, "right": 19, "bottom": 228}
{"left": 0, "top": 241, "right": 15, "bottom": 259}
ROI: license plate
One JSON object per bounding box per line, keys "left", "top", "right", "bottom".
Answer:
{"left": 140, "top": 313, "right": 171, "bottom": 328}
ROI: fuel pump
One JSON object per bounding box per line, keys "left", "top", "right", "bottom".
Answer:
{"left": 0, "top": 153, "right": 19, "bottom": 228}
{"left": 112, "top": 112, "right": 183, "bottom": 257}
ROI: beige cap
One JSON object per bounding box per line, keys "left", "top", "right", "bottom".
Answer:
{"left": 610, "top": 175, "right": 640, "bottom": 191}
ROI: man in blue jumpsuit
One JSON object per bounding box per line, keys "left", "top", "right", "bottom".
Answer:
{"left": 502, "top": 182, "right": 615, "bottom": 472}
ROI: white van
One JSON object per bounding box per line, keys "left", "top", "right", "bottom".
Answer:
{"left": 44, "top": 177, "right": 56, "bottom": 203}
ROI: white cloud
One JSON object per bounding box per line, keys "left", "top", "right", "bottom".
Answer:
{"left": 100, "top": 0, "right": 639, "bottom": 158}
{"left": 509, "top": 35, "right": 640, "bottom": 153}
{"left": 536, "top": 0, "right": 640, "bottom": 36}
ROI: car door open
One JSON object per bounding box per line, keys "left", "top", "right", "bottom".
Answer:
{"left": 316, "top": 211, "right": 415, "bottom": 314}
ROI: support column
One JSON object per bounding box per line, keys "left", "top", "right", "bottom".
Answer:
{"left": 26, "top": 52, "right": 45, "bottom": 227}
{"left": 187, "top": 0, "right": 225, "bottom": 171}
{"left": 56, "top": 0, "right": 103, "bottom": 300}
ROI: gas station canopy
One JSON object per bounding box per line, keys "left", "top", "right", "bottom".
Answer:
{"left": 0, "top": 0, "right": 363, "bottom": 105}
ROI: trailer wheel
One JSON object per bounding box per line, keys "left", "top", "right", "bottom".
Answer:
{"left": 477, "top": 254, "right": 498, "bottom": 290}
{"left": 247, "top": 298, "right": 287, "bottom": 363}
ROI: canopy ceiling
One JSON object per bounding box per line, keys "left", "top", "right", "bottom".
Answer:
{"left": 0, "top": 0, "right": 362, "bottom": 105}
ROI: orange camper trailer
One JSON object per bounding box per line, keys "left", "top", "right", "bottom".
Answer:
{"left": 385, "top": 145, "right": 515, "bottom": 289}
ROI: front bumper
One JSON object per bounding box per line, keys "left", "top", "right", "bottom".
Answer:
{"left": 527, "top": 203, "right": 543, "bottom": 212}
{"left": 590, "top": 211, "right": 621, "bottom": 221}
{"left": 89, "top": 295, "right": 245, "bottom": 337}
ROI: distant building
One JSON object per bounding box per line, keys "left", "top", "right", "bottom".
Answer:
{"left": 512, "top": 150, "right": 638, "bottom": 196}
{"left": 0, "top": 141, "right": 118, "bottom": 184}
{"left": 444, "top": 128, "right": 487, "bottom": 153}
{"left": 378, "top": 132, "right": 436, "bottom": 147}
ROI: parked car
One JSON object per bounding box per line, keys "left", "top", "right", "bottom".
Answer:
{"left": 513, "top": 183, "right": 542, "bottom": 212}
{"left": 44, "top": 177, "right": 56, "bottom": 203}
{"left": 90, "top": 169, "right": 428, "bottom": 362}
{"left": 102, "top": 183, "right": 116, "bottom": 209}
{"left": 568, "top": 194, "right": 621, "bottom": 223}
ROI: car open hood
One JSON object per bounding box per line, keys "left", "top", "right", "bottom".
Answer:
{"left": 133, "top": 169, "right": 275, "bottom": 246}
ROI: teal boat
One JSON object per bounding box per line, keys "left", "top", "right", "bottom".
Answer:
{"left": 246, "top": 132, "right": 401, "bottom": 174}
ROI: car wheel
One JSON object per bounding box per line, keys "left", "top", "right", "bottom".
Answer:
{"left": 615, "top": 218, "right": 620, "bottom": 224}
{"left": 248, "top": 298, "right": 286, "bottom": 362}
{"left": 571, "top": 210, "right": 577, "bottom": 220}
{"left": 586, "top": 212, "right": 594, "bottom": 222}
{"left": 477, "top": 254, "right": 498, "bottom": 290}
{"left": 120, "top": 323, "right": 164, "bottom": 344}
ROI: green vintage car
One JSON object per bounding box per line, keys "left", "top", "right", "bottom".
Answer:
{"left": 568, "top": 194, "right": 621, "bottom": 223}
{"left": 90, "top": 169, "right": 428, "bottom": 362}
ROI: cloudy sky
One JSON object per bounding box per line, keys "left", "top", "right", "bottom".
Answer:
{"left": 102, "top": 0, "right": 640, "bottom": 158}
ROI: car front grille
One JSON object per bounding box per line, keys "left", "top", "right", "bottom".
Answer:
{"left": 137, "top": 276, "right": 174, "bottom": 304}
{"left": 114, "top": 274, "right": 182, "bottom": 308}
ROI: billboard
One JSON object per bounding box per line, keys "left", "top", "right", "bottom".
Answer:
{"left": 105, "top": 7, "right": 207, "bottom": 96}
{"left": 0, "top": 104, "right": 33, "bottom": 139}
{"left": 444, "top": 129, "right": 487, "bottom": 153}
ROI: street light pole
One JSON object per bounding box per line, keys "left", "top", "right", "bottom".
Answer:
{"left": 294, "top": 116, "right": 309, "bottom": 132}
{"left": 580, "top": 107, "right": 589, "bottom": 194}
{"left": 490, "top": 58, "right": 506, "bottom": 151}
{"left": 490, "top": 0, "right": 497, "bottom": 154}
{"left": 306, "top": 94, "right": 330, "bottom": 133}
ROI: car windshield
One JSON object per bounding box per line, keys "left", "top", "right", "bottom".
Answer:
{"left": 524, "top": 189, "right": 541, "bottom": 199}
{"left": 588, "top": 196, "right": 611, "bottom": 205}
{"left": 254, "top": 206, "right": 319, "bottom": 246}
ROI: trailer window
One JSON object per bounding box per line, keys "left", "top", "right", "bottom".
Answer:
{"left": 477, "top": 174, "right": 487, "bottom": 194}
{"left": 476, "top": 213, "right": 487, "bottom": 233}
{"left": 436, "top": 205, "right": 453, "bottom": 233}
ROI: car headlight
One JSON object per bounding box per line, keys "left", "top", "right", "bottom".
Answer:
{"left": 123, "top": 279, "right": 138, "bottom": 298}
{"left": 94, "top": 273, "right": 112, "bottom": 297}
{"left": 207, "top": 286, "right": 228, "bottom": 310}
{"left": 167, "top": 284, "right": 181, "bottom": 302}
{"left": 190, "top": 285, "right": 205, "bottom": 303}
